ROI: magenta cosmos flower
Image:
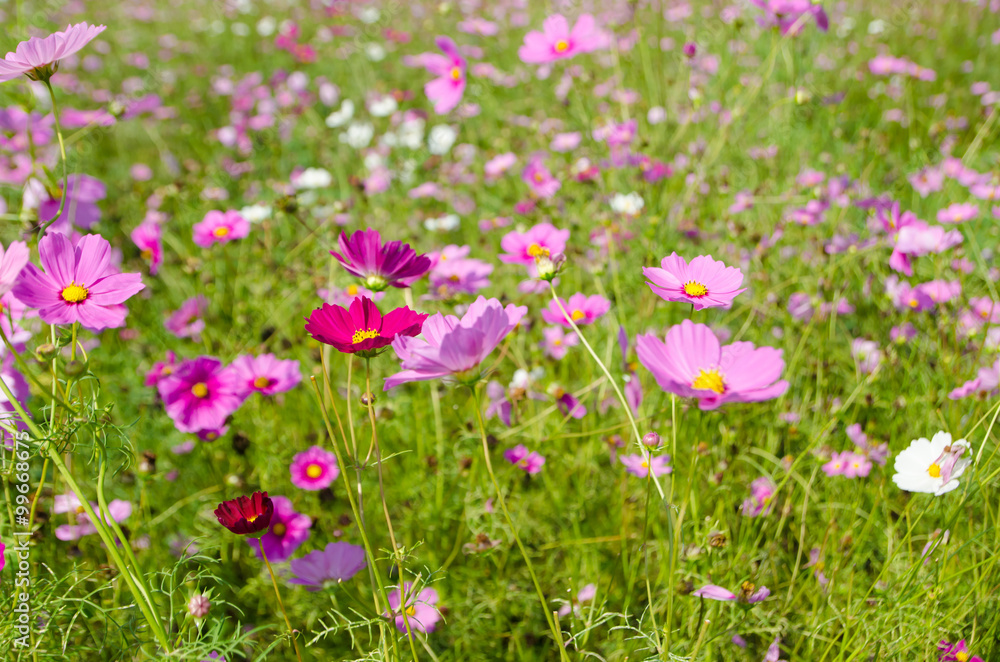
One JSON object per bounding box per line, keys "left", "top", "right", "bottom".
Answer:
{"left": 692, "top": 582, "right": 770, "bottom": 604}
{"left": 247, "top": 496, "right": 311, "bottom": 562}
{"left": 289, "top": 542, "right": 366, "bottom": 590}
{"left": 742, "top": 477, "right": 776, "bottom": 517}
{"left": 289, "top": 445, "right": 339, "bottom": 491}
{"left": 938, "top": 639, "right": 984, "bottom": 662}
{"left": 644, "top": 253, "right": 748, "bottom": 310}
{"left": 0, "top": 23, "right": 107, "bottom": 83}
{"left": 332, "top": 228, "right": 432, "bottom": 291}
{"left": 541, "top": 293, "right": 610, "bottom": 327}
{"left": 230, "top": 353, "right": 301, "bottom": 396}
{"left": 518, "top": 14, "right": 608, "bottom": 64}
{"left": 131, "top": 221, "right": 163, "bottom": 275}
{"left": 386, "top": 583, "right": 441, "bottom": 633}
{"left": 165, "top": 296, "right": 208, "bottom": 338}
{"left": 636, "top": 320, "right": 788, "bottom": 410}
{"left": 504, "top": 445, "right": 545, "bottom": 474}
{"left": 385, "top": 297, "right": 527, "bottom": 390}
{"left": 193, "top": 210, "right": 249, "bottom": 247}
{"left": 421, "top": 36, "right": 466, "bottom": 115}
{"left": 12, "top": 233, "right": 144, "bottom": 330}
{"left": 157, "top": 356, "right": 247, "bottom": 434}
{"left": 305, "top": 296, "right": 426, "bottom": 357}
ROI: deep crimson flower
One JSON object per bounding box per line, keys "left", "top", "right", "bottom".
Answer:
{"left": 214, "top": 491, "right": 274, "bottom": 535}
{"left": 305, "top": 296, "right": 426, "bottom": 357}
{"left": 331, "top": 228, "right": 431, "bottom": 291}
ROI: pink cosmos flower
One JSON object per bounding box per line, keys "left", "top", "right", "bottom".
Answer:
{"left": 0, "top": 240, "right": 29, "bottom": 297}
{"left": 499, "top": 223, "right": 569, "bottom": 274}
{"left": 193, "top": 210, "right": 249, "bottom": 247}
{"left": 949, "top": 359, "right": 1000, "bottom": 400}
{"left": 385, "top": 297, "right": 527, "bottom": 390}
{"left": 289, "top": 445, "right": 339, "bottom": 491}
{"left": 420, "top": 36, "right": 467, "bottom": 115}
{"left": 851, "top": 338, "right": 883, "bottom": 374}
{"left": 692, "top": 582, "right": 770, "bottom": 604}
{"left": 518, "top": 14, "right": 609, "bottom": 64}
{"left": 54, "top": 494, "right": 131, "bottom": 541}
{"left": 230, "top": 354, "right": 301, "bottom": 396}
{"left": 289, "top": 542, "right": 366, "bottom": 590}
{"left": 165, "top": 296, "right": 208, "bottom": 338}
{"left": 522, "top": 156, "right": 561, "bottom": 199}
{"left": 541, "top": 293, "right": 610, "bottom": 327}
{"left": 540, "top": 326, "right": 578, "bottom": 359}
{"left": 823, "top": 451, "right": 871, "bottom": 478}
{"left": 144, "top": 351, "right": 177, "bottom": 388}
{"left": 636, "top": 320, "right": 788, "bottom": 410}
{"left": 749, "top": 0, "right": 828, "bottom": 34}
{"left": 937, "top": 203, "right": 978, "bottom": 224}
{"left": 130, "top": 221, "right": 163, "bottom": 275}
{"left": 741, "top": 477, "right": 776, "bottom": 517}
{"left": 938, "top": 640, "right": 984, "bottom": 662}
{"left": 304, "top": 296, "right": 426, "bottom": 357}
{"left": 38, "top": 174, "right": 106, "bottom": 232}
{"left": 557, "top": 584, "right": 597, "bottom": 618}
{"left": 386, "top": 583, "right": 441, "bottom": 633}
{"left": 0, "top": 23, "right": 107, "bottom": 83}
{"left": 428, "top": 256, "right": 493, "bottom": 299}
{"left": 643, "top": 253, "right": 748, "bottom": 310}
{"left": 247, "top": 496, "right": 311, "bottom": 563}
{"left": 504, "top": 445, "right": 546, "bottom": 473}
{"left": 484, "top": 153, "right": 516, "bottom": 180}
{"left": 619, "top": 453, "right": 672, "bottom": 478}
{"left": 12, "top": 233, "right": 144, "bottom": 330}
{"left": 157, "top": 356, "right": 247, "bottom": 434}
{"left": 331, "top": 228, "right": 432, "bottom": 291}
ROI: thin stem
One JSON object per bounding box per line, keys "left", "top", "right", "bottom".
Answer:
{"left": 260, "top": 541, "right": 305, "bottom": 662}
{"left": 471, "top": 387, "right": 571, "bottom": 662}
{"left": 40, "top": 80, "right": 69, "bottom": 235}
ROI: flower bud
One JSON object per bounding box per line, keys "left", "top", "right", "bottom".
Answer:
{"left": 188, "top": 594, "right": 211, "bottom": 619}
{"left": 64, "top": 360, "right": 87, "bottom": 377}
{"left": 642, "top": 432, "right": 661, "bottom": 448}
{"left": 35, "top": 343, "right": 57, "bottom": 362}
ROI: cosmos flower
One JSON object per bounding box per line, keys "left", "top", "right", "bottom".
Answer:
{"left": 331, "top": 228, "right": 432, "bottom": 291}
{"left": 504, "top": 445, "right": 546, "bottom": 474}
{"left": 385, "top": 297, "right": 527, "bottom": 390}
{"left": 498, "top": 223, "right": 570, "bottom": 277}
{"left": 12, "top": 233, "right": 144, "bottom": 330}
{"left": 386, "top": 583, "right": 441, "bottom": 633}
{"left": 289, "top": 445, "right": 339, "bottom": 491}
{"left": 636, "top": 320, "right": 788, "bottom": 410}
{"left": 619, "top": 453, "right": 672, "bottom": 478}
{"left": 247, "top": 496, "right": 311, "bottom": 562}
{"left": 518, "top": 14, "right": 609, "bottom": 64}
{"left": 420, "top": 36, "right": 467, "bottom": 115}
{"left": 38, "top": 174, "right": 106, "bottom": 232}
{"left": 557, "top": 584, "right": 597, "bottom": 618}
{"left": 165, "top": 296, "right": 208, "bottom": 338}
{"left": 214, "top": 491, "right": 274, "bottom": 535}
{"left": 130, "top": 221, "right": 163, "bottom": 275}
{"left": 230, "top": 354, "right": 301, "bottom": 396}
{"left": 157, "top": 356, "right": 247, "bottom": 434}
{"left": 749, "top": 0, "right": 828, "bottom": 34}
{"left": 193, "top": 210, "right": 250, "bottom": 247}
{"left": 892, "top": 432, "right": 972, "bottom": 496}
{"left": 522, "top": 156, "right": 561, "bottom": 198}
{"left": 540, "top": 326, "right": 578, "bottom": 359}
{"left": 741, "top": 477, "right": 776, "bottom": 517}
{"left": 541, "top": 293, "right": 610, "bottom": 327}
{"left": 0, "top": 240, "right": 29, "bottom": 297}
{"left": 428, "top": 256, "right": 493, "bottom": 299}
{"left": 643, "top": 253, "right": 748, "bottom": 310}
{"left": 0, "top": 23, "right": 107, "bottom": 83}
{"left": 692, "top": 582, "right": 770, "bottom": 604}
{"left": 822, "top": 451, "right": 872, "bottom": 478}
{"left": 289, "top": 542, "right": 367, "bottom": 590}
{"left": 53, "top": 494, "right": 132, "bottom": 541}
{"left": 938, "top": 639, "right": 984, "bottom": 662}
{"left": 304, "top": 296, "right": 426, "bottom": 357}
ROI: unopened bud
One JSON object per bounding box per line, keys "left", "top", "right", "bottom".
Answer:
{"left": 64, "top": 360, "right": 87, "bottom": 377}
{"left": 188, "top": 594, "right": 211, "bottom": 618}
{"left": 35, "top": 343, "right": 57, "bottom": 362}
{"left": 642, "top": 432, "right": 661, "bottom": 448}
{"left": 536, "top": 252, "right": 567, "bottom": 281}
{"left": 360, "top": 391, "right": 375, "bottom": 406}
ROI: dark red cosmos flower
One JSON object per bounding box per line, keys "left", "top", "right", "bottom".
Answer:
{"left": 304, "top": 296, "right": 426, "bottom": 357}
{"left": 214, "top": 491, "right": 274, "bottom": 535}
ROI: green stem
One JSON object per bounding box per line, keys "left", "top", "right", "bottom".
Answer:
{"left": 260, "top": 540, "right": 305, "bottom": 662}
{"left": 40, "top": 80, "right": 69, "bottom": 235}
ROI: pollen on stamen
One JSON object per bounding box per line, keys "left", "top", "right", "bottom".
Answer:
{"left": 683, "top": 281, "right": 708, "bottom": 297}
{"left": 927, "top": 463, "right": 942, "bottom": 478}
{"left": 527, "top": 243, "right": 550, "bottom": 259}
{"left": 61, "top": 282, "right": 89, "bottom": 303}
{"left": 213, "top": 226, "right": 230, "bottom": 238}
{"left": 555, "top": 39, "right": 569, "bottom": 52}
{"left": 691, "top": 368, "right": 725, "bottom": 394}
{"left": 352, "top": 328, "right": 380, "bottom": 344}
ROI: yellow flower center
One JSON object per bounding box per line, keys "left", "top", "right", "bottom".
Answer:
{"left": 683, "top": 281, "right": 708, "bottom": 297}
{"left": 347, "top": 284, "right": 359, "bottom": 296}
{"left": 405, "top": 605, "right": 417, "bottom": 617}
{"left": 272, "top": 523, "right": 287, "bottom": 536}
{"left": 741, "top": 581, "right": 755, "bottom": 593}
{"left": 527, "top": 243, "right": 550, "bottom": 258}
{"left": 213, "top": 226, "right": 230, "bottom": 238}
{"left": 981, "top": 310, "right": 989, "bottom": 319}
{"left": 533, "top": 172, "right": 545, "bottom": 183}
{"left": 61, "top": 282, "right": 89, "bottom": 303}
{"left": 306, "top": 463, "right": 323, "bottom": 479}
{"left": 140, "top": 249, "right": 152, "bottom": 260}
{"left": 691, "top": 369, "right": 725, "bottom": 394}
{"left": 191, "top": 382, "right": 209, "bottom": 398}
{"left": 245, "top": 513, "right": 259, "bottom": 523}
{"left": 641, "top": 460, "right": 649, "bottom": 469}
{"left": 908, "top": 298, "right": 919, "bottom": 308}
{"left": 927, "top": 463, "right": 941, "bottom": 478}
{"left": 352, "top": 328, "right": 380, "bottom": 344}
{"left": 555, "top": 39, "right": 569, "bottom": 52}
{"left": 956, "top": 653, "right": 969, "bottom": 662}
{"left": 450, "top": 66, "right": 462, "bottom": 80}
{"left": 553, "top": 339, "right": 562, "bottom": 346}
{"left": 253, "top": 376, "right": 272, "bottom": 389}
{"left": 570, "top": 310, "right": 585, "bottom": 321}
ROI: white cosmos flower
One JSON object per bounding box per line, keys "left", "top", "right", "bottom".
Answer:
{"left": 368, "top": 95, "right": 397, "bottom": 118}
{"left": 610, "top": 192, "right": 644, "bottom": 217}
{"left": 294, "top": 168, "right": 332, "bottom": 190}
{"left": 325, "top": 100, "right": 355, "bottom": 128}
{"left": 339, "top": 122, "right": 374, "bottom": 149}
{"left": 892, "top": 432, "right": 972, "bottom": 496}
{"left": 240, "top": 204, "right": 272, "bottom": 223}
{"left": 423, "top": 214, "right": 460, "bottom": 232}
{"left": 428, "top": 125, "right": 457, "bottom": 155}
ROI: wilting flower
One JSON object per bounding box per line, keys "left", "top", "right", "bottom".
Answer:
{"left": 619, "top": 453, "right": 672, "bottom": 478}
{"left": 157, "top": 356, "right": 246, "bottom": 434}
{"left": 938, "top": 639, "right": 984, "bottom": 662}
{"left": 0, "top": 22, "right": 107, "bottom": 83}
{"left": 193, "top": 210, "right": 249, "bottom": 247}
{"left": 12, "top": 233, "right": 144, "bottom": 330}
{"left": 386, "top": 583, "right": 441, "bottom": 633}
{"left": 247, "top": 496, "right": 311, "bottom": 562}
{"left": 541, "top": 293, "right": 610, "bottom": 327}
{"left": 331, "top": 228, "right": 431, "bottom": 291}
{"left": 230, "top": 354, "right": 302, "bottom": 396}
{"left": 421, "top": 36, "right": 466, "bottom": 114}
{"left": 637, "top": 320, "right": 788, "bottom": 410}
{"left": 214, "top": 491, "right": 274, "bottom": 535}
{"left": 892, "top": 432, "right": 972, "bottom": 496}
{"left": 385, "top": 297, "right": 527, "bottom": 389}
{"left": 305, "top": 296, "right": 426, "bottom": 357}
{"left": 643, "top": 253, "right": 748, "bottom": 310}
{"left": 741, "top": 477, "right": 776, "bottom": 517}
{"left": 692, "top": 582, "right": 770, "bottom": 604}
{"left": 289, "top": 446, "right": 339, "bottom": 491}
{"left": 518, "top": 14, "right": 608, "bottom": 64}
{"left": 504, "top": 445, "right": 546, "bottom": 474}
{"left": 289, "top": 542, "right": 367, "bottom": 590}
